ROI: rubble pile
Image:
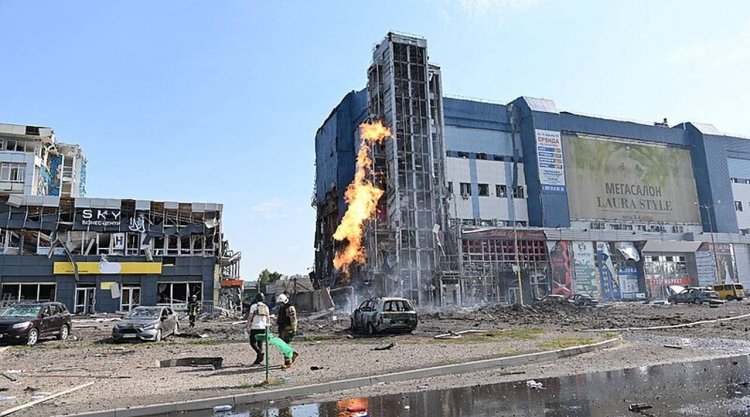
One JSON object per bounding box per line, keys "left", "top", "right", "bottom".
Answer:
{"left": 420, "top": 300, "right": 747, "bottom": 330}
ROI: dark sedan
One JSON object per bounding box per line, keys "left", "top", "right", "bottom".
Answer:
{"left": 0, "top": 302, "right": 72, "bottom": 346}
{"left": 112, "top": 306, "right": 179, "bottom": 342}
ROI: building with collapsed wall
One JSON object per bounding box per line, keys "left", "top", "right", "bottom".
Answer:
{"left": 314, "top": 31, "right": 750, "bottom": 306}
{"left": 0, "top": 123, "right": 241, "bottom": 313}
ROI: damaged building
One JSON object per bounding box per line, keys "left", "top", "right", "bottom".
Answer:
{"left": 314, "top": 31, "right": 750, "bottom": 306}
{"left": 0, "top": 123, "right": 241, "bottom": 313}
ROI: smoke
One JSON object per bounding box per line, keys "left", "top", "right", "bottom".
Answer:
{"left": 333, "top": 120, "right": 392, "bottom": 279}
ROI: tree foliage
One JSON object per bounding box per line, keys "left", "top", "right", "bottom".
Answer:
{"left": 258, "top": 269, "right": 283, "bottom": 287}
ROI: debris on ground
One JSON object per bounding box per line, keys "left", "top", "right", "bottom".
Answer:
{"left": 628, "top": 403, "right": 654, "bottom": 412}
{"left": 526, "top": 380, "right": 544, "bottom": 390}
{"left": 434, "top": 329, "right": 486, "bottom": 339}
{"left": 158, "top": 357, "right": 223, "bottom": 370}
{"left": 663, "top": 344, "right": 683, "bottom": 349}
{"left": 1, "top": 373, "right": 18, "bottom": 382}
{"left": 373, "top": 343, "right": 395, "bottom": 351}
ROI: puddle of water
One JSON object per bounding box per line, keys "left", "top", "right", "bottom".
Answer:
{"left": 148, "top": 356, "right": 750, "bottom": 417}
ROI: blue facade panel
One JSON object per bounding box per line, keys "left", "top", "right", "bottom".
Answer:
{"left": 728, "top": 157, "right": 750, "bottom": 179}
{"left": 444, "top": 126, "right": 516, "bottom": 156}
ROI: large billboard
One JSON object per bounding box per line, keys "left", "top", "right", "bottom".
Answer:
{"left": 563, "top": 133, "right": 700, "bottom": 224}
{"left": 535, "top": 130, "right": 566, "bottom": 193}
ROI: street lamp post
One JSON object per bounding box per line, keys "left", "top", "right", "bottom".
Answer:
{"left": 696, "top": 200, "right": 722, "bottom": 283}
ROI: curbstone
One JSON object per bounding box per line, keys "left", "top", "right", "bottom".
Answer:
{"left": 60, "top": 337, "right": 620, "bottom": 417}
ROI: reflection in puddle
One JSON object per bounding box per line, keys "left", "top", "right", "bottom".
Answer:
{"left": 151, "top": 356, "right": 750, "bottom": 417}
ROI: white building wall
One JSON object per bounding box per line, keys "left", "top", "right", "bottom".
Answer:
{"left": 446, "top": 156, "right": 528, "bottom": 223}
{"left": 731, "top": 182, "right": 750, "bottom": 231}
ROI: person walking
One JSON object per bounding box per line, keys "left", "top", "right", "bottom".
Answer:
{"left": 246, "top": 293, "right": 270, "bottom": 365}
{"left": 187, "top": 295, "right": 200, "bottom": 328}
{"left": 276, "top": 293, "right": 297, "bottom": 344}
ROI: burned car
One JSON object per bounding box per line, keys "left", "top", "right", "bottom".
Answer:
{"left": 0, "top": 302, "right": 72, "bottom": 346}
{"left": 112, "top": 306, "right": 179, "bottom": 342}
{"left": 668, "top": 287, "right": 725, "bottom": 305}
{"left": 351, "top": 297, "right": 418, "bottom": 334}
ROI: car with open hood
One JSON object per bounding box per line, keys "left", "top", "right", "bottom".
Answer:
{"left": 112, "top": 306, "right": 179, "bottom": 342}
{"left": 0, "top": 302, "right": 72, "bottom": 346}
{"left": 351, "top": 297, "right": 418, "bottom": 334}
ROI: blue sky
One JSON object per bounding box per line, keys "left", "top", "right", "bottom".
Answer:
{"left": 1, "top": 0, "right": 749, "bottom": 279}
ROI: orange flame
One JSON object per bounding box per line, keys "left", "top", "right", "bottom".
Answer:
{"left": 333, "top": 120, "right": 392, "bottom": 278}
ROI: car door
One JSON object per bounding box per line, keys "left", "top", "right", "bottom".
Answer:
{"left": 50, "top": 304, "right": 64, "bottom": 333}
{"left": 39, "top": 306, "right": 55, "bottom": 336}
{"left": 161, "top": 308, "right": 174, "bottom": 335}
{"left": 166, "top": 308, "right": 178, "bottom": 335}
{"left": 354, "top": 301, "right": 368, "bottom": 330}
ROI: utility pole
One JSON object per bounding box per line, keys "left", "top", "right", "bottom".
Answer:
{"left": 697, "top": 200, "right": 722, "bottom": 283}
{"left": 507, "top": 103, "right": 524, "bottom": 306}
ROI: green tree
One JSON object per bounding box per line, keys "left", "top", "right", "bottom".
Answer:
{"left": 258, "top": 269, "right": 283, "bottom": 288}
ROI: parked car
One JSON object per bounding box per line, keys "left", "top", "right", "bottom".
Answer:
{"left": 0, "top": 302, "right": 72, "bottom": 346}
{"left": 709, "top": 283, "right": 745, "bottom": 301}
{"left": 668, "top": 287, "right": 725, "bottom": 305}
{"left": 351, "top": 297, "right": 418, "bottom": 334}
{"left": 112, "top": 306, "right": 179, "bottom": 342}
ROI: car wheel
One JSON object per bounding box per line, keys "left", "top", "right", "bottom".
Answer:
{"left": 26, "top": 328, "right": 39, "bottom": 346}
{"left": 154, "top": 329, "right": 162, "bottom": 342}
{"left": 367, "top": 323, "right": 376, "bottom": 335}
{"left": 57, "top": 324, "right": 70, "bottom": 341}
{"left": 693, "top": 298, "right": 701, "bottom": 305}
{"left": 728, "top": 296, "right": 735, "bottom": 302}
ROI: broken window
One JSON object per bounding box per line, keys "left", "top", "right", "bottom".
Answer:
{"left": 157, "top": 282, "right": 202, "bottom": 310}
{"left": 153, "top": 236, "right": 165, "bottom": 256}
{"left": 478, "top": 184, "right": 489, "bottom": 196}
{"left": 496, "top": 185, "right": 508, "bottom": 198}
{"left": 126, "top": 233, "right": 140, "bottom": 256}
{"left": 513, "top": 186, "right": 525, "bottom": 199}
{"left": 459, "top": 182, "right": 471, "bottom": 197}
{"left": 180, "top": 235, "right": 191, "bottom": 255}
{"left": 74, "top": 285, "right": 95, "bottom": 314}
{"left": 167, "top": 235, "right": 179, "bottom": 256}
{"left": 4, "top": 283, "right": 56, "bottom": 303}
{"left": 0, "top": 162, "right": 25, "bottom": 182}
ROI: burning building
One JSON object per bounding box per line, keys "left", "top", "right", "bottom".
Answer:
{"left": 315, "top": 31, "right": 750, "bottom": 307}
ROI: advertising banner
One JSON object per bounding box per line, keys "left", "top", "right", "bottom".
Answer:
{"left": 535, "top": 130, "right": 566, "bottom": 193}
{"left": 548, "top": 241, "right": 573, "bottom": 297}
{"left": 618, "top": 265, "right": 639, "bottom": 298}
{"left": 572, "top": 241, "right": 600, "bottom": 298}
{"left": 596, "top": 242, "right": 622, "bottom": 301}
{"left": 563, "top": 133, "right": 700, "bottom": 223}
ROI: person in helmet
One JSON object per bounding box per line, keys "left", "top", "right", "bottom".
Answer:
{"left": 276, "top": 293, "right": 297, "bottom": 344}
{"left": 246, "top": 293, "right": 270, "bottom": 365}
{"left": 187, "top": 294, "right": 201, "bottom": 328}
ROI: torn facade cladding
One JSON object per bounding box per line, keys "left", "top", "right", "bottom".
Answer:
{"left": 0, "top": 195, "right": 224, "bottom": 258}
{"left": 0, "top": 123, "right": 87, "bottom": 198}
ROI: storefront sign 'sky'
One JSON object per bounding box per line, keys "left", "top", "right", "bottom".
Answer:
{"left": 81, "top": 209, "right": 121, "bottom": 227}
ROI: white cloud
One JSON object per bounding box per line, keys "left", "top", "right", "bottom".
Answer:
{"left": 248, "top": 198, "right": 286, "bottom": 220}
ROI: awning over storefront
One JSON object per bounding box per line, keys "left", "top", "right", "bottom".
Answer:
{"left": 642, "top": 240, "right": 702, "bottom": 253}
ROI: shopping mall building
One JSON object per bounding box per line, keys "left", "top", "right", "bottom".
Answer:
{"left": 313, "top": 32, "right": 750, "bottom": 306}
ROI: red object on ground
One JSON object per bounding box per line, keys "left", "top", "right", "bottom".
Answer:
{"left": 346, "top": 405, "right": 367, "bottom": 412}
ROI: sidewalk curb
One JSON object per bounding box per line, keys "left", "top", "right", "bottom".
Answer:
{"left": 61, "top": 337, "right": 620, "bottom": 417}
